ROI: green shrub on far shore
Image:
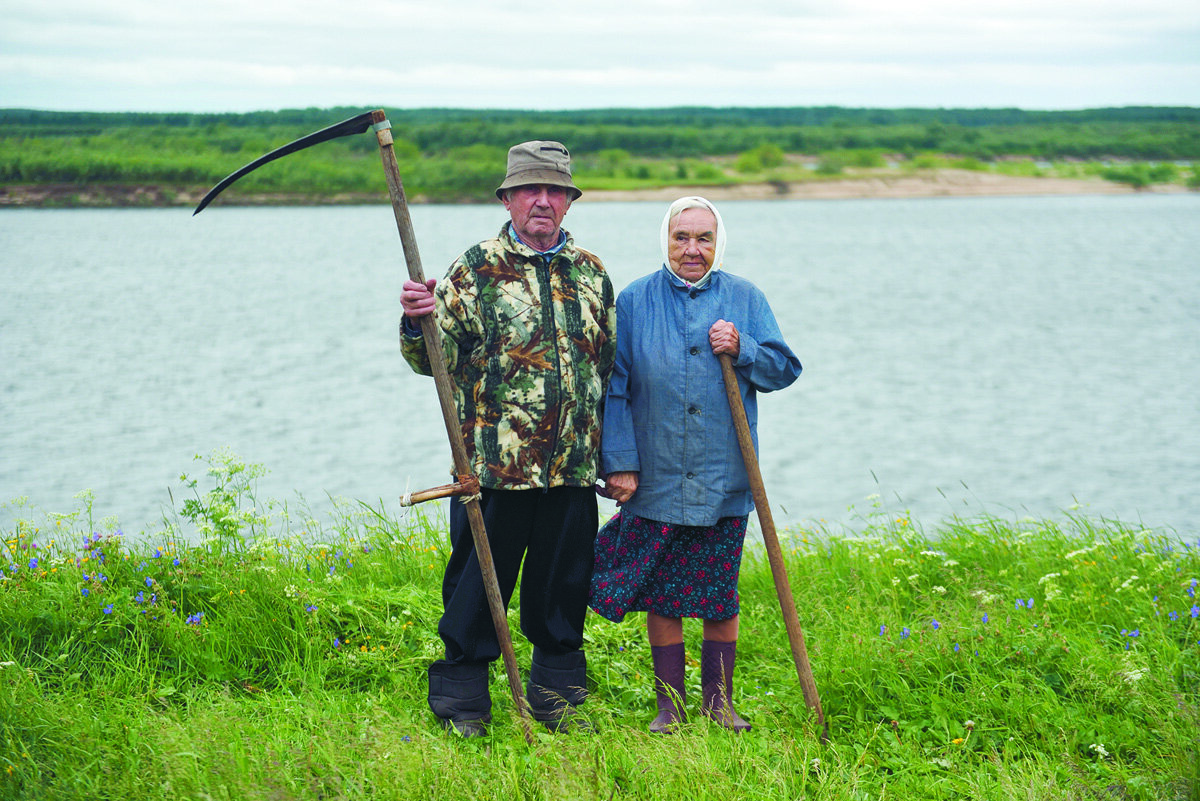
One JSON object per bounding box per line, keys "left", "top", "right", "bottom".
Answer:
{"left": 2, "top": 452, "right": 1198, "bottom": 800}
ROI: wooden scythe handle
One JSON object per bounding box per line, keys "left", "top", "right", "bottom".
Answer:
{"left": 719, "top": 353, "right": 827, "bottom": 738}
{"left": 371, "top": 110, "right": 533, "bottom": 743}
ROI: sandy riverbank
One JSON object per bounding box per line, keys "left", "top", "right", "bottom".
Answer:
{"left": 578, "top": 169, "right": 1187, "bottom": 202}
{"left": 0, "top": 169, "right": 1188, "bottom": 208}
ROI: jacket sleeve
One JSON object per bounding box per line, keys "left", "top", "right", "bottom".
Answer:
{"left": 599, "top": 291, "right": 639, "bottom": 475}
{"left": 733, "top": 285, "right": 802, "bottom": 393}
{"left": 399, "top": 258, "right": 481, "bottom": 377}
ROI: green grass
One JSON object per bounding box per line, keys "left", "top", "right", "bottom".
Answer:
{"left": 3, "top": 452, "right": 1198, "bottom": 800}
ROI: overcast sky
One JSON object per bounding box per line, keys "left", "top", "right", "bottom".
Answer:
{"left": 3, "top": 0, "right": 1198, "bottom": 113}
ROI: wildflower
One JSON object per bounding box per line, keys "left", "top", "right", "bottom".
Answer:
{"left": 401, "top": 735, "right": 412, "bottom": 742}
{"left": 1027, "top": 598, "right": 1034, "bottom": 608}
{"left": 1090, "top": 743, "right": 1109, "bottom": 759}
{"left": 954, "top": 643, "right": 960, "bottom": 652}
{"left": 333, "top": 638, "right": 341, "bottom": 648}
{"left": 879, "top": 624, "right": 886, "bottom": 636}
{"left": 185, "top": 612, "right": 204, "bottom": 625}
{"left": 1191, "top": 605, "right": 1199, "bottom": 618}
{"left": 952, "top": 737, "right": 964, "bottom": 745}
{"left": 103, "top": 605, "right": 113, "bottom": 615}
{"left": 145, "top": 577, "right": 153, "bottom": 588}
{"left": 901, "top": 627, "right": 911, "bottom": 640}
{"left": 1015, "top": 599, "right": 1025, "bottom": 609}
{"left": 931, "top": 619, "right": 940, "bottom": 630}
{"left": 964, "top": 720, "right": 975, "bottom": 730}
{"left": 932, "top": 585, "right": 946, "bottom": 595}
{"left": 81, "top": 587, "right": 89, "bottom": 597}
{"left": 982, "top": 613, "right": 989, "bottom": 624}
{"left": 154, "top": 549, "right": 162, "bottom": 558}
{"left": 173, "top": 558, "right": 180, "bottom": 566}
{"left": 305, "top": 604, "right": 317, "bottom": 612}
{"left": 28, "top": 557, "right": 38, "bottom": 570}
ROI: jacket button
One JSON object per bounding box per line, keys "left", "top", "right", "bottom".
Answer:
{"left": 689, "top": 346, "right": 699, "bottom": 355}
{"left": 688, "top": 406, "right": 699, "bottom": 415}
{"left": 686, "top": 472, "right": 695, "bottom": 479}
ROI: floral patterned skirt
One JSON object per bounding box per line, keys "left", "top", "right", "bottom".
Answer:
{"left": 589, "top": 511, "right": 748, "bottom": 622}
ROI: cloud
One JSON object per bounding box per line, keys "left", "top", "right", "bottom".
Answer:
{"left": 1, "top": 0, "right": 1197, "bottom": 111}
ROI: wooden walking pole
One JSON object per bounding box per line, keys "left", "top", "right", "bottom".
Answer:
{"left": 719, "top": 353, "right": 827, "bottom": 740}
{"left": 371, "top": 111, "right": 534, "bottom": 744}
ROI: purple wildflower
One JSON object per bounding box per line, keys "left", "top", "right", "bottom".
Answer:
{"left": 931, "top": 619, "right": 940, "bottom": 630}
{"left": 901, "top": 627, "right": 911, "bottom": 640}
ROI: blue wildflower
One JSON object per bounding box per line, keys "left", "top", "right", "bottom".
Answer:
{"left": 154, "top": 549, "right": 162, "bottom": 558}
{"left": 333, "top": 638, "right": 341, "bottom": 648}
{"left": 81, "top": 587, "right": 89, "bottom": 597}
{"left": 954, "top": 643, "right": 960, "bottom": 652}
{"left": 401, "top": 735, "right": 411, "bottom": 742}
{"left": 145, "top": 577, "right": 153, "bottom": 587}
{"left": 1191, "top": 605, "right": 1199, "bottom": 618}
{"left": 879, "top": 624, "right": 887, "bottom": 636}
{"left": 1170, "top": 611, "right": 1179, "bottom": 621}
{"left": 931, "top": 619, "right": 940, "bottom": 630}
{"left": 103, "top": 605, "right": 113, "bottom": 615}
{"left": 185, "top": 612, "right": 204, "bottom": 625}
{"left": 135, "top": 591, "right": 145, "bottom": 604}
{"left": 305, "top": 604, "right": 317, "bottom": 612}
{"left": 982, "top": 613, "right": 989, "bottom": 624}
{"left": 1015, "top": 599, "right": 1025, "bottom": 609}
{"left": 901, "top": 627, "right": 911, "bottom": 640}
{"left": 28, "top": 557, "right": 38, "bottom": 570}
{"left": 173, "top": 558, "right": 180, "bottom": 567}
{"left": 1027, "top": 598, "right": 1034, "bottom": 609}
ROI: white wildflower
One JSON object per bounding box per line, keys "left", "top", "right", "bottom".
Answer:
{"left": 1117, "top": 575, "right": 1139, "bottom": 592}
{"left": 891, "top": 577, "right": 901, "bottom": 586}
{"left": 932, "top": 585, "right": 947, "bottom": 595}
{"left": 1065, "top": 545, "right": 1096, "bottom": 560}
{"left": 1122, "top": 667, "right": 1148, "bottom": 684}
{"left": 907, "top": 573, "right": 921, "bottom": 585}
{"left": 920, "top": 550, "right": 946, "bottom": 558}
{"left": 942, "top": 559, "right": 959, "bottom": 568}
{"left": 893, "top": 558, "right": 911, "bottom": 567}
{"left": 1090, "top": 743, "right": 1109, "bottom": 759}
{"left": 283, "top": 584, "right": 299, "bottom": 598}
{"left": 1038, "top": 572, "right": 1062, "bottom": 585}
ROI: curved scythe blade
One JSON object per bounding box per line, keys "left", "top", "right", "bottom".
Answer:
{"left": 193, "top": 109, "right": 378, "bottom": 215}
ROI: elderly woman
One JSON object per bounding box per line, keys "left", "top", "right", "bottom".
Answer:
{"left": 590, "top": 196, "right": 801, "bottom": 733}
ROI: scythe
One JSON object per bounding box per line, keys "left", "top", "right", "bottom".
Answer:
{"left": 194, "top": 109, "right": 534, "bottom": 743}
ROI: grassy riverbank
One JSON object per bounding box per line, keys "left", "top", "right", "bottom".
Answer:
{"left": 3, "top": 453, "right": 1198, "bottom": 800}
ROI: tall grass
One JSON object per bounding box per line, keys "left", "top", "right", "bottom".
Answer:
{"left": 2, "top": 452, "right": 1198, "bottom": 800}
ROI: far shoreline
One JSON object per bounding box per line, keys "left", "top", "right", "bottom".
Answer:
{"left": 0, "top": 169, "right": 1190, "bottom": 208}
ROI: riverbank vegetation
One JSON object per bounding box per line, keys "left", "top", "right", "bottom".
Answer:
{"left": 2, "top": 106, "right": 1198, "bottom": 206}
{"left": 3, "top": 451, "right": 1198, "bottom": 799}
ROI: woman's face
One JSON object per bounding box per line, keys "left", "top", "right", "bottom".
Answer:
{"left": 667, "top": 207, "right": 718, "bottom": 283}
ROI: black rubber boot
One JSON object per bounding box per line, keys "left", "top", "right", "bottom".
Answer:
{"left": 428, "top": 660, "right": 492, "bottom": 737}
{"left": 526, "top": 648, "right": 591, "bottom": 732}
{"left": 700, "top": 640, "right": 751, "bottom": 732}
{"left": 649, "top": 642, "right": 687, "bottom": 733}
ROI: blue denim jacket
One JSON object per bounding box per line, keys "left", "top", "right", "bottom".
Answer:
{"left": 601, "top": 267, "right": 801, "bottom": 526}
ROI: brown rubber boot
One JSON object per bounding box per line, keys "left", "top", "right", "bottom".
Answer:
{"left": 649, "top": 642, "right": 687, "bottom": 733}
{"left": 700, "top": 639, "right": 751, "bottom": 732}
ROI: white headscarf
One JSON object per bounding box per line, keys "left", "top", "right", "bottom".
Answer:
{"left": 659, "top": 195, "right": 727, "bottom": 290}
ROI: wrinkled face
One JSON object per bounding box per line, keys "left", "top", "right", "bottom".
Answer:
{"left": 667, "top": 207, "right": 718, "bottom": 282}
{"left": 502, "top": 184, "right": 572, "bottom": 249}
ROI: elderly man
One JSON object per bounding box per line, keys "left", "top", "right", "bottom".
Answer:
{"left": 400, "top": 141, "right": 616, "bottom": 736}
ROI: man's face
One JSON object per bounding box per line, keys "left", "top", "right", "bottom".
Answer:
{"left": 502, "top": 184, "right": 572, "bottom": 248}
{"left": 667, "top": 207, "right": 718, "bottom": 283}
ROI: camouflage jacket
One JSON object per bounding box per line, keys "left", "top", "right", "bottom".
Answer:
{"left": 402, "top": 224, "right": 616, "bottom": 490}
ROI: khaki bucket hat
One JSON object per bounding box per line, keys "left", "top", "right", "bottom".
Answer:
{"left": 495, "top": 140, "right": 582, "bottom": 200}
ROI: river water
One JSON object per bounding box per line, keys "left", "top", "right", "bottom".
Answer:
{"left": 2, "top": 195, "right": 1198, "bottom": 537}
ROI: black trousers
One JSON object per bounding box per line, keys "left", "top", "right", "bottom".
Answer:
{"left": 428, "top": 486, "right": 597, "bottom": 721}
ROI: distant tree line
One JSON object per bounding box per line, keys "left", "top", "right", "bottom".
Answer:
{"left": 2, "top": 106, "right": 1197, "bottom": 202}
